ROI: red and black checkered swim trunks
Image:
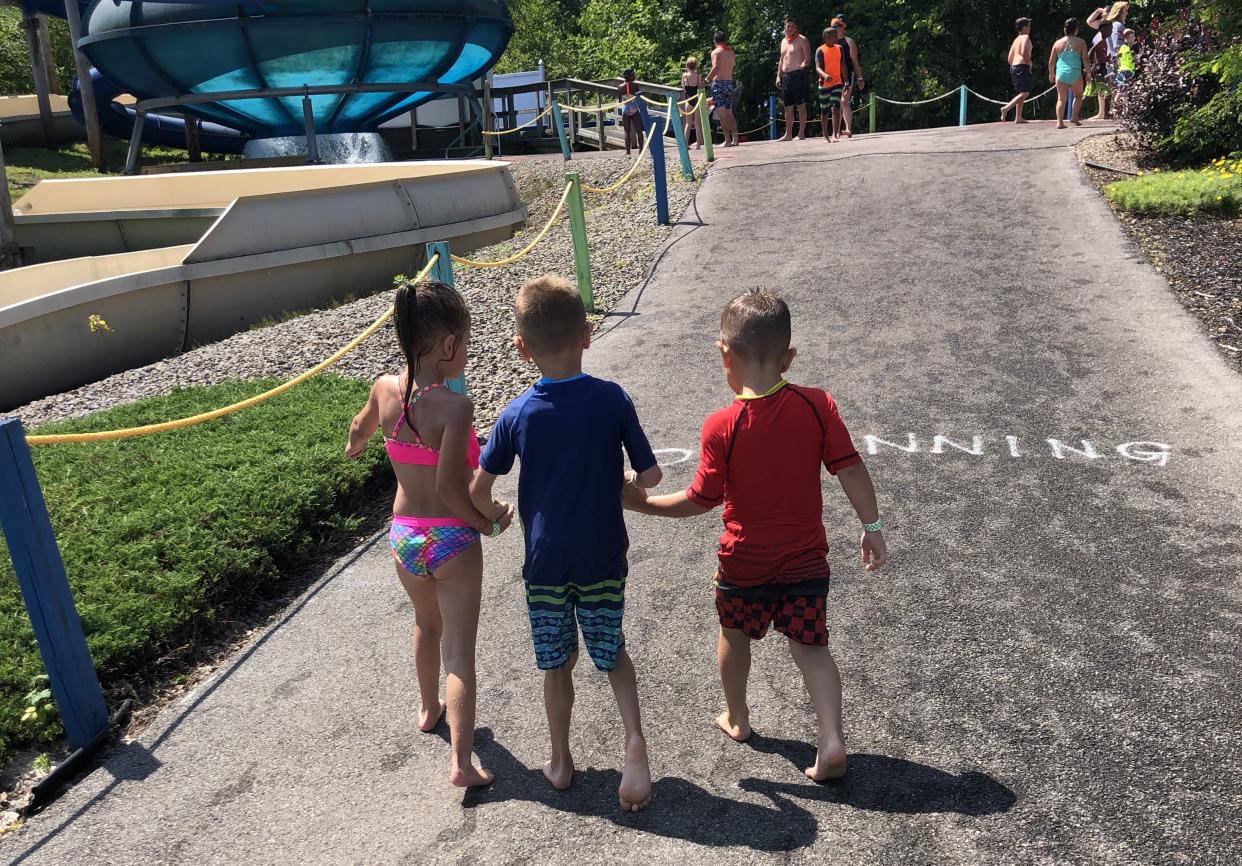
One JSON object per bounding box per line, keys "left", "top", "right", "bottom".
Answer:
{"left": 714, "top": 574, "right": 830, "bottom": 646}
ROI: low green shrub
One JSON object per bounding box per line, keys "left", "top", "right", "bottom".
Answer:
{"left": 1104, "top": 156, "right": 1242, "bottom": 216}
{"left": 0, "top": 376, "right": 387, "bottom": 763}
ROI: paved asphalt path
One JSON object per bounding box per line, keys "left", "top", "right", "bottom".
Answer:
{"left": 4, "top": 122, "right": 1240, "bottom": 866}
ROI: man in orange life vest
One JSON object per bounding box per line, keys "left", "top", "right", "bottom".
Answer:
{"left": 815, "top": 27, "right": 846, "bottom": 143}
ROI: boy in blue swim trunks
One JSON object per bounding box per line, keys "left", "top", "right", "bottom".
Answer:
{"left": 471, "top": 274, "right": 662, "bottom": 812}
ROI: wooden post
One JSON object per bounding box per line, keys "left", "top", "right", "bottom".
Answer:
{"left": 636, "top": 99, "right": 669, "bottom": 226}
{"left": 697, "top": 88, "right": 714, "bottom": 162}
{"left": 0, "top": 419, "right": 109, "bottom": 749}
{"left": 565, "top": 172, "right": 593, "bottom": 311}
{"left": 669, "top": 94, "right": 693, "bottom": 180}
{"left": 0, "top": 134, "right": 24, "bottom": 269}
{"left": 184, "top": 114, "right": 202, "bottom": 162}
{"left": 21, "top": 13, "right": 57, "bottom": 150}
{"left": 456, "top": 94, "right": 466, "bottom": 148}
{"left": 595, "top": 92, "right": 605, "bottom": 151}
{"left": 36, "top": 15, "right": 58, "bottom": 94}
{"left": 63, "top": 0, "right": 105, "bottom": 169}
{"left": 551, "top": 101, "right": 571, "bottom": 161}
{"left": 409, "top": 107, "right": 418, "bottom": 152}
{"left": 481, "top": 78, "right": 493, "bottom": 159}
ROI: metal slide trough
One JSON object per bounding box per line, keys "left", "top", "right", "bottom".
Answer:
{"left": 0, "top": 160, "right": 525, "bottom": 410}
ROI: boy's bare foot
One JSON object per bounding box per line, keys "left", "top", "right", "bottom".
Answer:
{"left": 450, "top": 762, "right": 495, "bottom": 788}
{"left": 1056, "top": 122, "right": 1067, "bottom": 129}
{"left": 1015, "top": 118, "right": 1029, "bottom": 124}
{"left": 618, "top": 735, "right": 652, "bottom": 812}
{"left": 715, "top": 710, "right": 752, "bottom": 743}
{"left": 804, "top": 739, "right": 848, "bottom": 783}
{"left": 418, "top": 701, "right": 445, "bottom": 733}
{"left": 542, "top": 756, "right": 575, "bottom": 791}
{"left": 1072, "top": 119, "right": 1082, "bottom": 126}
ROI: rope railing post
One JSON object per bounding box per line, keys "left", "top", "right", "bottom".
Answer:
{"left": 768, "top": 93, "right": 777, "bottom": 140}
{"left": 637, "top": 98, "right": 669, "bottom": 226}
{"left": 426, "top": 242, "right": 465, "bottom": 395}
{"left": 869, "top": 90, "right": 876, "bottom": 134}
{"left": 0, "top": 418, "right": 109, "bottom": 750}
{"left": 552, "top": 101, "right": 572, "bottom": 161}
{"left": 565, "top": 172, "right": 594, "bottom": 312}
{"left": 1066, "top": 89, "right": 1074, "bottom": 121}
{"left": 959, "top": 84, "right": 968, "bottom": 126}
{"left": 697, "top": 88, "right": 714, "bottom": 162}
{"left": 669, "top": 95, "right": 694, "bottom": 181}
{"left": 481, "top": 77, "right": 494, "bottom": 160}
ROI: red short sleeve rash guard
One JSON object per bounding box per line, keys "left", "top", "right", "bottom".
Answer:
{"left": 686, "top": 383, "right": 862, "bottom": 585}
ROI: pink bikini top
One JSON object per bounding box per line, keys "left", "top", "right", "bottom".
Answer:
{"left": 384, "top": 381, "right": 481, "bottom": 469}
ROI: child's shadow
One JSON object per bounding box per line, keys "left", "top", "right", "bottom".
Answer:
{"left": 742, "top": 733, "right": 1018, "bottom": 816}
{"left": 463, "top": 729, "right": 1016, "bottom": 851}
{"left": 465, "top": 729, "right": 820, "bottom": 851}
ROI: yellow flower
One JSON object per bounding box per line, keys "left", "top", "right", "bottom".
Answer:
{"left": 88, "top": 314, "right": 112, "bottom": 333}
{"left": 1137, "top": 170, "right": 1145, "bottom": 176}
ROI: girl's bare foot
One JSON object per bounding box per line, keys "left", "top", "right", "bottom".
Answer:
{"left": 1056, "top": 122, "right": 1067, "bottom": 129}
{"left": 618, "top": 735, "right": 652, "bottom": 812}
{"left": 1072, "top": 119, "right": 1082, "bottom": 126}
{"left": 715, "top": 710, "right": 751, "bottom": 743}
{"left": 542, "top": 756, "right": 574, "bottom": 791}
{"left": 1015, "top": 118, "right": 1029, "bottom": 124}
{"left": 418, "top": 701, "right": 445, "bottom": 733}
{"left": 804, "top": 738, "right": 848, "bottom": 783}
{"left": 450, "top": 761, "right": 495, "bottom": 788}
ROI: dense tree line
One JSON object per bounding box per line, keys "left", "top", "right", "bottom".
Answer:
{"left": 498, "top": 0, "right": 1193, "bottom": 128}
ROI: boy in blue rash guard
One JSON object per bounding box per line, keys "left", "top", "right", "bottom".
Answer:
{"left": 470, "top": 274, "right": 662, "bottom": 812}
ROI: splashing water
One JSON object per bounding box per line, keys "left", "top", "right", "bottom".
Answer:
{"left": 243, "top": 133, "right": 394, "bottom": 164}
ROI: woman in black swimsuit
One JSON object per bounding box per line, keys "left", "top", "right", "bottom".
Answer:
{"left": 681, "top": 56, "right": 704, "bottom": 148}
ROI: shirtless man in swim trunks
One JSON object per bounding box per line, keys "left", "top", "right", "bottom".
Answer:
{"left": 707, "top": 31, "right": 740, "bottom": 147}
{"left": 999, "top": 18, "right": 1033, "bottom": 123}
{"left": 776, "top": 18, "right": 811, "bottom": 141}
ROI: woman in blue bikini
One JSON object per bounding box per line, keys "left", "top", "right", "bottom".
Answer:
{"left": 1049, "top": 17, "right": 1091, "bottom": 129}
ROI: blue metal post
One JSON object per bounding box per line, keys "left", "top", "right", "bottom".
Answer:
{"left": 424, "top": 242, "right": 466, "bottom": 395}
{"left": 668, "top": 95, "right": 694, "bottom": 181}
{"left": 637, "top": 99, "right": 669, "bottom": 225}
{"left": 551, "top": 101, "right": 572, "bottom": 161}
{"left": 768, "top": 94, "right": 778, "bottom": 140}
{"left": 959, "top": 84, "right": 968, "bottom": 126}
{"left": 0, "top": 419, "right": 108, "bottom": 749}
{"left": 1065, "top": 90, "right": 1074, "bottom": 120}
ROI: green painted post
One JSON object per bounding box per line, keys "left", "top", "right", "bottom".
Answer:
{"left": 869, "top": 91, "right": 876, "bottom": 134}
{"left": 551, "top": 101, "right": 572, "bottom": 161}
{"left": 668, "top": 95, "right": 694, "bottom": 180}
{"left": 697, "top": 90, "right": 714, "bottom": 162}
{"left": 425, "top": 241, "right": 466, "bottom": 394}
{"left": 565, "top": 173, "right": 594, "bottom": 312}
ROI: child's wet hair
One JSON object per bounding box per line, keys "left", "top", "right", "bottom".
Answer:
{"left": 393, "top": 278, "right": 470, "bottom": 426}
{"left": 1064, "top": 17, "right": 1079, "bottom": 35}
{"left": 515, "top": 275, "right": 586, "bottom": 355}
{"left": 720, "top": 289, "right": 791, "bottom": 364}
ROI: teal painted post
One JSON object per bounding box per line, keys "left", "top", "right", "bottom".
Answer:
{"left": 768, "top": 94, "right": 778, "bottom": 139}
{"left": 636, "top": 99, "right": 669, "bottom": 225}
{"left": 0, "top": 419, "right": 108, "bottom": 749}
{"left": 425, "top": 242, "right": 466, "bottom": 395}
{"left": 551, "top": 101, "right": 572, "bottom": 161}
{"left": 869, "top": 91, "right": 876, "bottom": 133}
{"left": 565, "top": 173, "right": 594, "bottom": 312}
{"left": 697, "top": 90, "right": 714, "bottom": 162}
{"left": 668, "top": 95, "right": 694, "bottom": 180}
{"left": 959, "top": 84, "right": 968, "bottom": 126}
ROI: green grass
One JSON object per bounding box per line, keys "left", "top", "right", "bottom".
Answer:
{"left": 1105, "top": 155, "right": 1242, "bottom": 217}
{"left": 0, "top": 376, "right": 387, "bottom": 763}
{"left": 6, "top": 141, "right": 239, "bottom": 201}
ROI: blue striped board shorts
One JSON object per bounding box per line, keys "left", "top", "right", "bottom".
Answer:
{"left": 526, "top": 575, "right": 626, "bottom": 672}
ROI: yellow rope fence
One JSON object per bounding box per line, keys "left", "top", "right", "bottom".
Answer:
{"left": 559, "top": 95, "right": 636, "bottom": 114}
{"left": 449, "top": 180, "right": 573, "bottom": 267}
{"left": 581, "top": 121, "right": 657, "bottom": 195}
{"left": 25, "top": 256, "right": 442, "bottom": 445}
{"left": 481, "top": 104, "right": 552, "bottom": 136}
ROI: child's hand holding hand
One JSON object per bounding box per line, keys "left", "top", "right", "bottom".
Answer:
{"left": 622, "top": 470, "right": 649, "bottom": 510}
{"left": 860, "top": 530, "right": 887, "bottom": 571}
{"left": 490, "top": 501, "right": 516, "bottom": 535}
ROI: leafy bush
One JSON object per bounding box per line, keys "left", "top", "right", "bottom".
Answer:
{"left": 1105, "top": 155, "right": 1242, "bottom": 215}
{"left": 0, "top": 376, "right": 387, "bottom": 763}
{"left": 0, "top": 8, "right": 76, "bottom": 95}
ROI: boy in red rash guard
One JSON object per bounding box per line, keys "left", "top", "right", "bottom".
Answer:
{"left": 623, "top": 289, "right": 887, "bottom": 782}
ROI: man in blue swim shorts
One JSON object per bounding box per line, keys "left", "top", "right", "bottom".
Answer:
{"left": 706, "top": 30, "right": 740, "bottom": 146}
{"left": 472, "top": 274, "right": 662, "bottom": 811}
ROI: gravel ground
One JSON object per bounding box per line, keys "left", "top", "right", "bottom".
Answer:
{"left": 14, "top": 152, "right": 705, "bottom": 433}
{"left": 1076, "top": 133, "right": 1242, "bottom": 373}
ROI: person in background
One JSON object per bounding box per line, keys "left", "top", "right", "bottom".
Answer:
{"left": 1049, "top": 17, "right": 1090, "bottom": 129}
{"left": 1085, "top": 27, "right": 1112, "bottom": 120}
{"left": 776, "top": 18, "right": 812, "bottom": 141}
{"left": 617, "top": 70, "right": 644, "bottom": 156}
{"left": 1115, "top": 28, "right": 1137, "bottom": 86}
{"left": 999, "top": 18, "right": 1033, "bottom": 124}
{"left": 815, "top": 26, "right": 846, "bottom": 143}
{"left": 832, "top": 16, "right": 864, "bottom": 137}
{"left": 681, "top": 56, "right": 705, "bottom": 149}
{"left": 707, "top": 31, "right": 740, "bottom": 147}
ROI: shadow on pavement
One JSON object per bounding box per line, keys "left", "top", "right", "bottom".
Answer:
{"left": 743, "top": 733, "right": 1017, "bottom": 816}
{"left": 464, "top": 729, "right": 1014, "bottom": 852}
